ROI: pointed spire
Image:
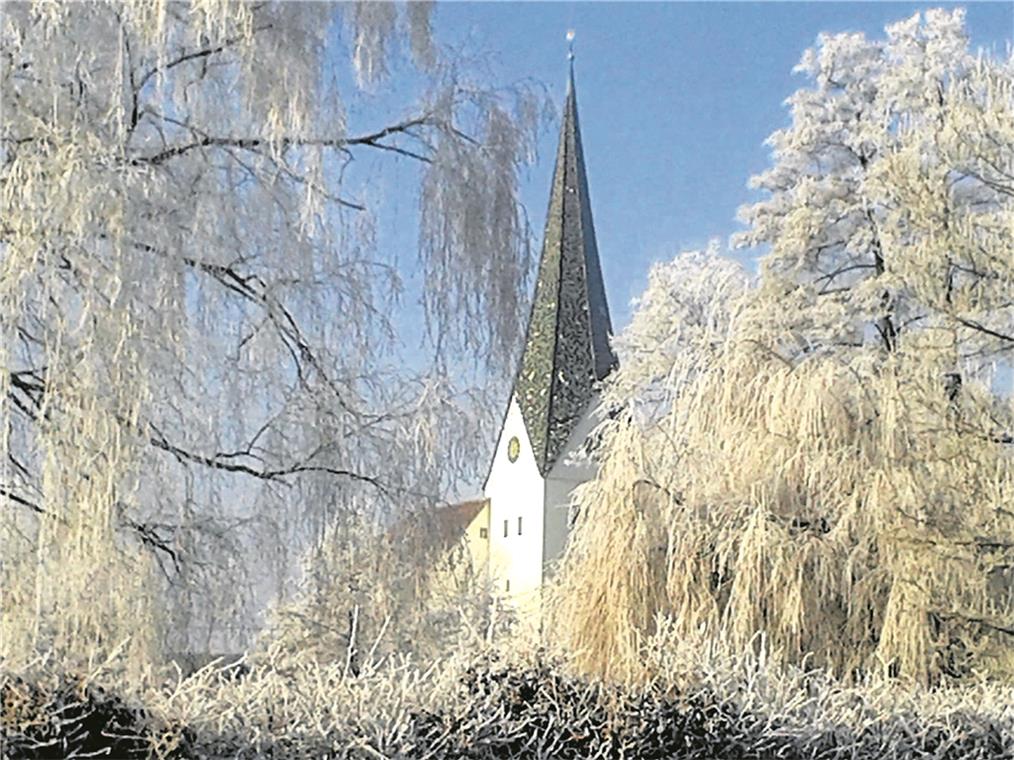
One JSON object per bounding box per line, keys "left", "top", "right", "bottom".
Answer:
{"left": 512, "top": 56, "right": 617, "bottom": 476}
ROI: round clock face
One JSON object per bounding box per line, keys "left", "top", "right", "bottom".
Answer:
{"left": 507, "top": 436, "right": 521, "bottom": 463}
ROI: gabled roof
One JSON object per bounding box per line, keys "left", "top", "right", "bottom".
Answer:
{"left": 513, "top": 64, "right": 617, "bottom": 476}
{"left": 386, "top": 499, "right": 488, "bottom": 553}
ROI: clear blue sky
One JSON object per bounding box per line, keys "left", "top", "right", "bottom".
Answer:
{"left": 429, "top": 2, "right": 1013, "bottom": 329}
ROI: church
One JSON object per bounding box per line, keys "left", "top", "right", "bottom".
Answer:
{"left": 456, "top": 60, "right": 617, "bottom": 616}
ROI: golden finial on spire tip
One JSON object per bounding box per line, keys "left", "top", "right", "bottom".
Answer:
{"left": 566, "top": 29, "right": 575, "bottom": 61}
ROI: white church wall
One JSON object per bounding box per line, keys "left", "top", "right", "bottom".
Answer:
{"left": 484, "top": 395, "right": 545, "bottom": 613}
{"left": 543, "top": 397, "right": 602, "bottom": 576}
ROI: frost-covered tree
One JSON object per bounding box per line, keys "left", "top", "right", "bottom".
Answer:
{"left": 736, "top": 9, "right": 1014, "bottom": 360}
{"left": 258, "top": 503, "right": 499, "bottom": 668}
{"left": 606, "top": 243, "right": 750, "bottom": 421}
{"left": 551, "top": 11, "right": 1014, "bottom": 686}
{"left": 1, "top": 1, "right": 544, "bottom": 666}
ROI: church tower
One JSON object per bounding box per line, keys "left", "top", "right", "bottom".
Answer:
{"left": 483, "top": 58, "right": 616, "bottom": 614}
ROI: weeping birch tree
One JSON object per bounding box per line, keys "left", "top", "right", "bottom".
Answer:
{"left": 551, "top": 10, "right": 1014, "bottom": 686}
{"left": 1, "top": 1, "right": 543, "bottom": 668}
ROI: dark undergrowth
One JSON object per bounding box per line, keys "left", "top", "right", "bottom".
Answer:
{"left": 0, "top": 672, "right": 191, "bottom": 758}
{"left": 2, "top": 661, "right": 1012, "bottom": 758}
{"left": 405, "top": 664, "right": 1013, "bottom": 759}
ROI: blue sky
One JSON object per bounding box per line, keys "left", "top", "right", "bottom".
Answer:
{"left": 428, "top": 2, "right": 1013, "bottom": 329}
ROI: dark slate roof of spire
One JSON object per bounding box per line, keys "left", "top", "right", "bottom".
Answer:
{"left": 513, "top": 65, "right": 617, "bottom": 476}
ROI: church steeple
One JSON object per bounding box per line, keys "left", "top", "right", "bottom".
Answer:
{"left": 512, "top": 62, "right": 617, "bottom": 476}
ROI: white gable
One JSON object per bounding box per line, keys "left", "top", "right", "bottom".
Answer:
{"left": 483, "top": 392, "right": 604, "bottom": 619}
{"left": 484, "top": 394, "right": 545, "bottom": 611}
